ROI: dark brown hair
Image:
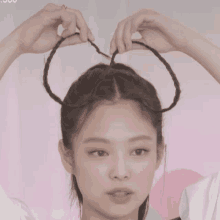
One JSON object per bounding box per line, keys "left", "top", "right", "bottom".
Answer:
{"left": 43, "top": 32, "right": 181, "bottom": 220}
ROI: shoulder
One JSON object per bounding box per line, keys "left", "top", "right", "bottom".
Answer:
{"left": 145, "top": 207, "right": 182, "bottom": 220}
{"left": 145, "top": 205, "right": 182, "bottom": 220}
{"left": 10, "top": 197, "right": 36, "bottom": 220}
{"left": 0, "top": 184, "right": 35, "bottom": 220}
{"left": 180, "top": 170, "right": 220, "bottom": 204}
{"left": 184, "top": 171, "right": 220, "bottom": 194}
{"left": 179, "top": 171, "right": 220, "bottom": 219}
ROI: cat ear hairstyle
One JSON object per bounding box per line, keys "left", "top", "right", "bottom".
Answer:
{"left": 43, "top": 32, "right": 181, "bottom": 113}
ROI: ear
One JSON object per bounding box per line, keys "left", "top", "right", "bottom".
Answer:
{"left": 155, "top": 138, "right": 165, "bottom": 170}
{"left": 58, "top": 139, "right": 75, "bottom": 174}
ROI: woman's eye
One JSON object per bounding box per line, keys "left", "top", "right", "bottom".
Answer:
{"left": 88, "top": 149, "right": 149, "bottom": 157}
{"left": 88, "top": 150, "right": 108, "bottom": 157}
{"left": 132, "top": 149, "right": 149, "bottom": 156}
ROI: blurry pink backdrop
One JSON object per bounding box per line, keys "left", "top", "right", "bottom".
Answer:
{"left": 0, "top": 0, "right": 220, "bottom": 219}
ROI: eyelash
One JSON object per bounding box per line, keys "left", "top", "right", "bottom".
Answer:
{"left": 88, "top": 148, "right": 150, "bottom": 157}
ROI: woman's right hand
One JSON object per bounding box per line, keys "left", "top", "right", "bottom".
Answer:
{"left": 9, "top": 3, "right": 95, "bottom": 55}
{"left": 110, "top": 8, "right": 198, "bottom": 55}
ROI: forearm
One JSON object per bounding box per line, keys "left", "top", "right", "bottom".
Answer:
{"left": 0, "top": 34, "right": 22, "bottom": 81}
{"left": 183, "top": 34, "right": 220, "bottom": 84}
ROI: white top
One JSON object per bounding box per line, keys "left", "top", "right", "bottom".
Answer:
{"left": 0, "top": 185, "right": 36, "bottom": 220}
{"left": 0, "top": 187, "right": 30, "bottom": 219}
{"left": 0, "top": 184, "right": 162, "bottom": 220}
{"left": 179, "top": 171, "right": 220, "bottom": 220}
{"left": 4, "top": 170, "right": 220, "bottom": 220}
{"left": 146, "top": 206, "right": 162, "bottom": 220}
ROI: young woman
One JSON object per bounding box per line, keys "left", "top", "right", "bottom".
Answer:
{"left": 1, "top": 3, "right": 220, "bottom": 220}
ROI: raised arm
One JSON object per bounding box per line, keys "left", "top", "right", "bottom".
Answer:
{"left": 0, "top": 3, "right": 95, "bottom": 82}
{"left": 182, "top": 34, "right": 220, "bottom": 84}
{"left": 110, "top": 9, "right": 220, "bottom": 84}
{"left": 0, "top": 35, "right": 21, "bottom": 81}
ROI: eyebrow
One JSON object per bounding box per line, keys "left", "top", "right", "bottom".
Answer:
{"left": 82, "top": 135, "right": 153, "bottom": 144}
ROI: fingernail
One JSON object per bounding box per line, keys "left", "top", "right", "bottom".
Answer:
{"left": 88, "top": 32, "right": 94, "bottom": 41}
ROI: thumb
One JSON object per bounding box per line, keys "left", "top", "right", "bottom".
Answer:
{"left": 59, "top": 33, "right": 85, "bottom": 48}
{"left": 130, "top": 38, "right": 149, "bottom": 51}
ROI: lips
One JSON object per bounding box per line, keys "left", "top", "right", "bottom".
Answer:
{"left": 107, "top": 190, "right": 133, "bottom": 204}
{"left": 109, "top": 192, "right": 130, "bottom": 198}
{"left": 111, "top": 192, "right": 129, "bottom": 196}
{"left": 106, "top": 187, "right": 134, "bottom": 195}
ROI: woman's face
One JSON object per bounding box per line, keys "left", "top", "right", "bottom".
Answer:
{"left": 72, "top": 100, "right": 162, "bottom": 220}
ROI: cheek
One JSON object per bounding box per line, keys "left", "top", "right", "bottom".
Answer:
{"left": 132, "top": 157, "right": 157, "bottom": 191}
{"left": 133, "top": 150, "right": 157, "bottom": 174}
{"left": 75, "top": 152, "right": 157, "bottom": 195}
{"left": 75, "top": 161, "right": 106, "bottom": 195}
{"left": 134, "top": 161, "right": 150, "bottom": 174}
{"left": 134, "top": 160, "right": 156, "bottom": 178}
{"left": 76, "top": 160, "right": 97, "bottom": 182}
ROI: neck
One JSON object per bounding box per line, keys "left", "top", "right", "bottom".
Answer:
{"left": 81, "top": 201, "right": 139, "bottom": 220}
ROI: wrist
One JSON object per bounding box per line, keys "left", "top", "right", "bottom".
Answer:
{"left": 181, "top": 33, "right": 220, "bottom": 84}
{"left": 0, "top": 33, "right": 23, "bottom": 81}
{"left": 1, "top": 33, "right": 23, "bottom": 57}
{"left": 180, "top": 32, "right": 208, "bottom": 56}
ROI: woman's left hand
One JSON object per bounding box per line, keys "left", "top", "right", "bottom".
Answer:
{"left": 110, "top": 9, "right": 199, "bottom": 54}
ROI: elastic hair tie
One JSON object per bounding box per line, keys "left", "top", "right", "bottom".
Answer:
{"left": 43, "top": 32, "right": 180, "bottom": 113}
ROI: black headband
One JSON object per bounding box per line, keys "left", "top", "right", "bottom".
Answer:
{"left": 43, "top": 32, "right": 180, "bottom": 113}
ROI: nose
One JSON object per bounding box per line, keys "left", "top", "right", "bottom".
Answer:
{"left": 109, "top": 154, "right": 131, "bottom": 181}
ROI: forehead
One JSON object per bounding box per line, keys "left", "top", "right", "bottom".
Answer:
{"left": 75, "top": 100, "right": 156, "bottom": 143}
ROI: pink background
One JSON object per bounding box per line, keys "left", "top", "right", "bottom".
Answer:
{"left": 1, "top": 0, "right": 220, "bottom": 219}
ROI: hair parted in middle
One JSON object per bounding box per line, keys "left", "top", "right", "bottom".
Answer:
{"left": 43, "top": 32, "right": 181, "bottom": 220}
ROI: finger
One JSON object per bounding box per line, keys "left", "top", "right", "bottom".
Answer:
{"left": 65, "top": 7, "right": 88, "bottom": 41}
{"left": 58, "top": 34, "right": 84, "bottom": 48}
{"left": 110, "top": 34, "right": 117, "bottom": 55}
{"left": 62, "top": 22, "right": 94, "bottom": 42}
{"left": 131, "top": 38, "right": 149, "bottom": 50}
{"left": 115, "top": 22, "right": 126, "bottom": 54}
{"left": 60, "top": 13, "right": 75, "bottom": 38}
{"left": 61, "top": 15, "right": 76, "bottom": 38}
{"left": 88, "top": 29, "right": 95, "bottom": 41}
{"left": 43, "top": 3, "right": 62, "bottom": 12}
{"left": 67, "top": 19, "right": 76, "bottom": 35}
{"left": 61, "top": 29, "right": 72, "bottom": 38}
{"left": 62, "top": 19, "right": 71, "bottom": 29}
{"left": 123, "top": 20, "right": 132, "bottom": 51}
{"left": 45, "top": 8, "right": 89, "bottom": 41}
{"left": 34, "top": 3, "right": 62, "bottom": 19}
{"left": 74, "top": 10, "right": 88, "bottom": 42}
{"left": 41, "top": 6, "right": 67, "bottom": 27}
